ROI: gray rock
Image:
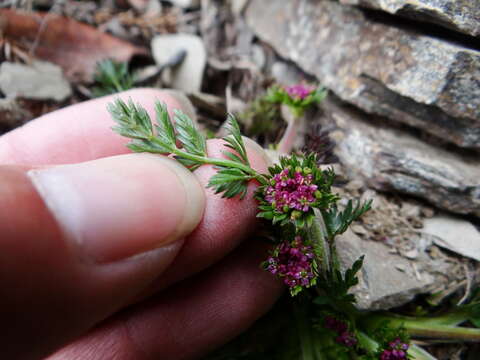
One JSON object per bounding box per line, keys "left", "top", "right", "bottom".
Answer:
{"left": 0, "top": 61, "right": 71, "bottom": 101}
{"left": 165, "top": 0, "right": 199, "bottom": 8}
{"left": 151, "top": 34, "right": 206, "bottom": 93}
{"left": 270, "top": 62, "right": 305, "bottom": 86}
{"left": 321, "top": 98, "right": 480, "bottom": 217}
{"left": 423, "top": 214, "right": 480, "bottom": 261}
{"left": 245, "top": 0, "right": 480, "bottom": 149}
{"left": 341, "top": 0, "right": 480, "bottom": 38}
{"left": 337, "top": 229, "right": 435, "bottom": 310}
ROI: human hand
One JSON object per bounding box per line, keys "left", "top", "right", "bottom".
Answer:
{"left": 0, "top": 89, "right": 283, "bottom": 360}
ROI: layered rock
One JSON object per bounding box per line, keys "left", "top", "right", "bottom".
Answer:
{"left": 321, "top": 98, "right": 480, "bottom": 217}
{"left": 337, "top": 230, "right": 435, "bottom": 310}
{"left": 341, "top": 0, "right": 480, "bottom": 38}
{"left": 245, "top": 0, "right": 480, "bottom": 149}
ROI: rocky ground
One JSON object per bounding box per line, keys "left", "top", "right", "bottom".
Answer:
{"left": 0, "top": 0, "right": 479, "bottom": 358}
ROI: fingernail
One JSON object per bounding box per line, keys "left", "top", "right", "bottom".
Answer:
{"left": 28, "top": 154, "right": 205, "bottom": 263}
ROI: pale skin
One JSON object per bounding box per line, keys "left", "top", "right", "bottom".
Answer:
{"left": 0, "top": 88, "right": 283, "bottom": 360}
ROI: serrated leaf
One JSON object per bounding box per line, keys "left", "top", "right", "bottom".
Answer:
{"left": 257, "top": 211, "right": 274, "bottom": 220}
{"left": 174, "top": 109, "right": 207, "bottom": 157}
{"left": 322, "top": 200, "right": 372, "bottom": 239}
{"left": 207, "top": 167, "right": 250, "bottom": 199}
{"left": 223, "top": 115, "right": 250, "bottom": 166}
{"left": 127, "top": 139, "right": 170, "bottom": 154}
{"left": 154, "top": 102, "right": 176, "bottom": 146}
{"left": 223, "top": 150, "right": 244, "bottom": 164}
{"left": 109, "top": 98, "right": 153, "bottom": 137}
{"left": 175, "top": 156, "right": 202, "bottom": 171}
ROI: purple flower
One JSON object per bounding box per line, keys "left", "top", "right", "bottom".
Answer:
{"left": 284, "top": 84, "right": 315, "bottom": 100}
{"left": 336, "top": 332, "right": 357, "bottom": 347}
{"left": 380, "top": 338, "right": 409, "bottom": 360}
{"left": 324, "top": 316, "right": 357, "bottom": 348}
{"left": 266, "top": 236, "right": 315, "bottom": 290}
{"left": 324, "top": 316, "right": 348, "bottom": 333}
{"left": 265, "top": 168, "right": 319, "bottom": 215}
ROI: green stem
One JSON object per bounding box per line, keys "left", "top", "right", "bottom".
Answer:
{"left": 148, "top": 136, "right": 267, "bottom": 183}
{"left": 409, "top": 344, "right": 439, "bottom": 360}
{"left": 172, "top": 148, "right": 257, "bottom": 176}
{"left": 310, "top": 209, "right": 329, "bottom": 274}
{"left": 293, "top": 301, "right": 322, "bottom": 360}
{"left": 407, "top": 309, "right": 471, "bottom": 327}
{"left": 278, "top": 115, "right": 299, "bottom": 154}
{"left": 361, "top": 313, "right": 480, "bottom": 342}
{"left": 357, "top": 331, "right": 379, "bottom": 353}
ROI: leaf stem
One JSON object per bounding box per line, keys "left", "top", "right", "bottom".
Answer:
{"left": 360, "top": 313, "right": 480, "bottom": 342}
{"left": 310, "top": 209, "right": 330, "bottom": 274}
{"left": 293, "top": 301, "right": 322, "bottom": 360}
{"left": 166, "top": 145, "right": 267, "bottom": 183}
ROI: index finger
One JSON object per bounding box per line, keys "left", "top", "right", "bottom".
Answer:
{"left": 0, "top": 88, "right": 187, "bottom": 165}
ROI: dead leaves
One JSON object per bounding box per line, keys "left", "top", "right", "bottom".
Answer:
{"left": 0, "top": 9, "right": 148, "bottom": 82}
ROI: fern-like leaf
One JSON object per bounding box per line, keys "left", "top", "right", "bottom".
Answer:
{"left": 208, "top": 167, "right": 251, "bottom": 199}
{"left": 222, "top": 115, "right": 250, "bottom": 166}
{"left": 322, "top": 200, "right": 373, "bottom": 239}
{"left": 174, "top": 109, "right": 207, "bottom": 157}
{"left": 110, "top": 98, "right": 261, "bottom": 199}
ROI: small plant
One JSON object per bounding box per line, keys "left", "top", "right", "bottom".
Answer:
{"left": 266, "top": 84, "right": 327, "bottom": 118}
{"left": 107, "top": 85, "right": 479, "bottom": 360}
{"left": 92, "top": 59, "right": 134, "bottom": 97}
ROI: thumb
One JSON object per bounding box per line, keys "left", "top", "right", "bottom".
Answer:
{"left": 0, "top": 153, "right": 205, "bottom": 360}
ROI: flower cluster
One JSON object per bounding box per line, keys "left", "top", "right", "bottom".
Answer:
{"left": 265, "top": 83, "right": 327, "bottom": 118}
{"left": 257, "top": 154, "right": 338, "bottom": 228}
{"left": 265, "top": 168, "right": 319, "bottom": 213}
{"left": 379, "top": 338, "right": 409, "bottom": 360}
{"left": 284, "top": 84, "right": 315, "bottom": 100}
{"left": 324, "top": 315, "right": 358, "bottom": 347}
{"left": 265, "top": 236, "right": 316, "bottom": 295}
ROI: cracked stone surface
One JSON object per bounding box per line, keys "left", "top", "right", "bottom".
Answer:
{"left": 341, "top": 0, "right": 480, "bottom": 38}
{"left": 337, "top": 229, "right": 435, "bottom": 310}
{"left": 320, "top": 98, "right": 480, "bottom": 218}
{"left": 245, "top": 0, "right": 480, "bottom": 149}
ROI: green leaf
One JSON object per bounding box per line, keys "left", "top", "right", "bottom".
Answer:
{"left": 207, "top": 167, "right": 251, "bottom": 199}
{"left": 154, "top": 102, "right": 176, "bottom": 147}
{"left": 223, "top": 115, "right": 250, "bottom": 166}
{"left": 109, "top": 98, "right": 261, "bottom": 199}
{"left": 109, "top": 98, "right": 153, "bottom": 139}
{"left": 174, "top": 109, "right": 207, "bottom": 157}
{"left": 322, "top": 199, "right": 372, "bottom": 239}
{"left": 92, "top": 59, "right": 134, "bottom": 97}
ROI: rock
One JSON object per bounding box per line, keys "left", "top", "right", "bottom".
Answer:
{"left": 341, "top": 0, "right": 480, "bottom": 38}
{"left": 423, "top": 214, "right": 480, "bottom": 261}
{"left": 337, "top": 229, "right": 435, "bottom": 310}
{"left": 165, "top": 0, "right": 199, "bottom": 8}
{"left": 151, "top": 34, "right": 206, "bottom": 93}
{"left": 231, "top": 0, "right": 249, "bottom": 15}
{"left": 187, "top": 92, "right": 226, "bottom": 118}
{"left": 321, "top": 98, "right": 480, "bottom": 218}
{"left": 270, "top": 62, "right": 305, "bottom": 86}
{"left": 0, "top": 61, "right": 71, "bottom": 101}
{"left": 251, "top": 44, "right": 266, "bottom": 71}
{"left": 245, "top": 0, "right": 480, "bottom": 149}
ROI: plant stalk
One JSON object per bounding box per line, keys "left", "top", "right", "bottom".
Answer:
{"left": 360, "top": 313, "right": 480, "bottom": 342}
{"left": 293, "top": 301, "right": 322, "bottom": 360}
